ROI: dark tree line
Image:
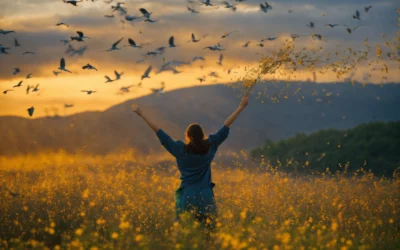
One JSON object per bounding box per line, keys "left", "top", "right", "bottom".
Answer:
{"left": 250, "top": 122, "right": 400, "bottom": 178}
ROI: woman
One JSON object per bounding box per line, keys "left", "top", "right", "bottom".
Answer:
{"left": 131, "top": 93, "right": 249, "bottom": 233}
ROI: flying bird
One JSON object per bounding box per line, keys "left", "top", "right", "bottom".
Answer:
{"left": 64, "top": 0, "right": 81, "bottom": 6}
{"left": 353, "top": 10, "right": 361, "bottom": 20}
{"left": 217, "top": 53, "right": 223, "bottom": 66}
{"left": 0, "top": 46, "right": 10, "bottom": 54}
{"left": 204, "top": 43, "right": 224, "bottom": 51}
{"left": 325, "top": 24, "right": 339, "bottom": 28}
{"left": 208, "top": 71, "right": 219, "bottom": 78}
{"left": 114, "top": 70, "right": 123, "bottom": 80}
{"left": 0, "top": 29, "right": 15, "bottom": 35}
{"left": 27, "top": 106, "right": 35, "bottom": 117}
{"left": 106, "top": 37, "right": 124, "bottom": 51}
{"left": 14, "top": 38, "right": 20, "bottom": 47}
{"left": 187, "top": 6, "right": 199, "bottom": 13}
{"left": 71, "top": 31, "right": 89, "bottom": 42}
{"left": 53, "top": 71, "right": 61, "bottom": 76}
{"left": 261, "top": 36, "right": 278, "bottom": 42}
{"left": 150, "top": 82, "right": 165, "bottom": 95}
{"left": 222, "top": 1, "right": 236, "bottom": 11}
{"left": 201, "top": 0, "right": 214, "bottom": 6}
{"left": 141, "top": 65, "right": 152, "bottom": 80}
{"left": 58, "top": 58, "right": 72, "bottom": 73}
{"left": 13, "top": 68, "right": 20, "bottom": 75}
{"left": 22, "top": 51, "right": 35, "bottom": 55}
{"left": 125, "top": 15, "right": 143, "bottom": 21}
{"left": 119, "top": 85, "right": 134, "bottom": 93}
{"left": 311, "top": 34, "right": 322, "bottom": 40}
{"left": 364, "top": 6, "right": 372, "bottom": 13}
{"left": 26, "top": 73, "right": 32, "bottom": 79}
{"left": 3, "top": 89, "right": 13, "bottom": 94}
{"left": 64, "top": 104, "right": 74, "bottom": 108}
{"left": 124, "top": 38, "right": 143, "bottom": 48}
{"left": 32, "top": 84, "right": 40, "bottom": 92}
{"left": 168, "top": 36, "right": 178, "bottom": 47}
{"left": 81, "top": 90, "right": 96, "bottom": 95}
{"left": 260, "top": 2, "right": 272, "bottom": 13}
{"left": 82, "top": 63, "right": 98, "bottom": 71}
{"left": 197, "top": 77, "right": 205, "bottom": 83}
{"left": 104, "top": 14, "right": 115, "bottom": 18}
{"left": 111, "top": 2, "right": 127, "bottom": 14}
{"left": 56, "top": 22, "right": 69, "bottom": 27}
{"left": 306, "top": 22, "right": 315, "bottom": 28}
{"left": 26, "top": 85, "right": 32, "bottom": 94}
{"left": 192, "top": 56, "right": 205, "bottom": 62}
{"left": 190, "top": 33, "right": 201, "bottom": 43}
{"left": 221, "top": 31, "right": 238, "bottom": 39}
{"left": 146, "top": 47, "right": 165, "bottom": 56}
{"left": 242, "top": 41, "right": 251, "bottom": 48}
{"left": 13, "top": 81, "right": 22, "bottom": 89}
{"left": 105, "top": 75, "right": 114, "bottom": 83}
{"left": 139, "top": 8, "right": 156, "bottom": 22}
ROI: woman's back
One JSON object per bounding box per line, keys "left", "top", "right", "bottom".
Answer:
{"left": 156, "top": 125, "right": 230, "bottom": 189}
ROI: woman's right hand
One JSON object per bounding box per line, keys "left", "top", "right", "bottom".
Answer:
{"left": 132, "top": 104, "right": 143, "bottom": 116}
{"left": 239, "top": 93, "right": 249, "bottom": 109}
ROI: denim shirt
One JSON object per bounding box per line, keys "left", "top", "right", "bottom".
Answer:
{"left": 156, "top": 125, "right": 230, "bottom": 189}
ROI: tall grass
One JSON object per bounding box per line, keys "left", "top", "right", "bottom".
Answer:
{"left": 0, "top": 152, "right": 399, "bottom": 249}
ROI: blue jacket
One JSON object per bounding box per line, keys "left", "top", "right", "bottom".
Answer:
{"left": 156, "top": 125, "right": 230, "bottom": 189}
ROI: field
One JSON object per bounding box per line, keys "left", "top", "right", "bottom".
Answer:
{"left": 0, "top": 151, "right": 399, "bottom": 249}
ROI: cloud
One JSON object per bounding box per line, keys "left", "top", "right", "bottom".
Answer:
{"left": 0, "top": 0, "right": 398, "bottom": 116}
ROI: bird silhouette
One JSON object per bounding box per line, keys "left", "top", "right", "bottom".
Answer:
{"left": 106, "top": 37, "right": 124, "bottom": 51}
{"left": 58, "top": 58, "right": 72, "bottom": 73}
{"left": 168, "top": 36, "right": 178, "bottom": 47}
{"left": 27, "top": 106, "right": 35, "bottom": 116}
{"left": 13, "top": 68, "right": 20, "bottom": 75}
{"left": 353, "top": 10, "right": 361, "bottom": 20}
{"left": 63, "top": 0, "right": 82, "bottom": 6}
{"left": 141, "top": 66, "right": 152, "bottom": 80}
{"left": 71, "top": 31, "right": 89, "bottom": 42}
{"left": 14, "top": 38, "right": 20, "bottom": 47}
{"left": 13, "top": 81, "right": 23, "bottom": 88}
{"left": 81, "top": 90, "right": 96, "bottom": 95}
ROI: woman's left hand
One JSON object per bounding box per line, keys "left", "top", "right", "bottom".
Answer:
{"left": 132, "top": 104, "right": 142, "bottom": 116}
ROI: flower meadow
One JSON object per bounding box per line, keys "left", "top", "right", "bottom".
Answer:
{"left": 0, "top": 151, "right": 399, "bottom": 249}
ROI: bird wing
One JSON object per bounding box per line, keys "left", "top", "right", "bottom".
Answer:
{"left": 169, "top": 36, "right": 174, "bottom": 46}
{"left": 144, "top": 66, "right": 152, "bottom": 76}
{"left": 128, "top": 38, "right": 136, "bottom": 46}
{"left": 112, "top": 37, "right": 124, "bottom": 48}
{"left": 139, "top": 8, "right": 149, "bottom": 17}
{"left": 60, "top": 58, "right": 66, "bottom": 68}
{"left": 191, "top": 33, "right": 195, "bottom": 41}
{"left": 77, "top": 31, "right": 84, "bottom": 37}
{"left": 105, "top": 75, "right": 112, "bottom": 81}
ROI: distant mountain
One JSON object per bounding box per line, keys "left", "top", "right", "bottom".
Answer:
{"left": 0, "top": 82, "right": 399, "bottom": 156}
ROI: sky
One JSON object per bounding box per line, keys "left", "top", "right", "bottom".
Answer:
{"left": 0, "top": 0, "right": 399, "bottom": 117}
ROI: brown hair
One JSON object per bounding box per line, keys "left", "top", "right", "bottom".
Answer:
{"left": 184, "top": 123, "right": 210, "bottom": 155}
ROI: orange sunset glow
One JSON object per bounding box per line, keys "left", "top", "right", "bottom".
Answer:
{"left": 1, "top": 0, "right": 399, "bottom": 117}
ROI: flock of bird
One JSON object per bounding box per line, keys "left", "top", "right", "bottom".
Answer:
{"left": 0, "top": 0, "right": 389, "bottom": 117}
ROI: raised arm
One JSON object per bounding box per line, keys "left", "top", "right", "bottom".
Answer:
{"left": 224, "top": 93, "right": 249, "bottom": 127}
{"left": 132, "top": 104, "right": 159, "bottom": 133}
{"left": 132, "top": 103, "right": 183, "bottom": 157}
